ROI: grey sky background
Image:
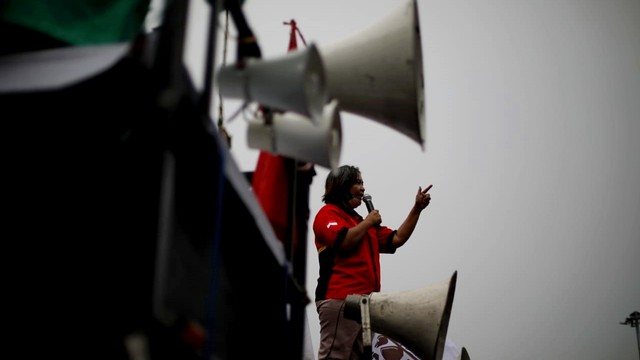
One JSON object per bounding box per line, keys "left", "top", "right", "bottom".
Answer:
{"left": 185, "top": 0, "right": 640, "bottom": 359}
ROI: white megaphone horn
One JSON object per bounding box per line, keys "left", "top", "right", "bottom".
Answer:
{"left": 345, "top": 271, "right": 457, "bottom": 360}
{"left": 317, "top": 0, "right": 425, "bottom": 148}
{"left": 246, "top": 99, "right": 342, "bottom": 170}
{"left": 216, "top": 43, "right": 327, "bottom": 123}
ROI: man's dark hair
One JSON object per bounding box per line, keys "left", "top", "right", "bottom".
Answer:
{"left": 322, "top": 165, "right": 360, "bottom": 206}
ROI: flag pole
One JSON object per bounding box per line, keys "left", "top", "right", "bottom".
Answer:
{"left": 282, "top": 18, "right": 314, "bottom": 360}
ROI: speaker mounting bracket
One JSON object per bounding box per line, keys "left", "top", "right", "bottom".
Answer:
{"left": 359, "top": 296, "right": 372, "bottom": 347}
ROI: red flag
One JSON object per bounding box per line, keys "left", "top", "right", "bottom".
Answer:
{"left": 252, "top": 151, "right": 291, "bottom": 244}
{"left": 287, "top": 19, "right": 298, "bottom": 51}
{"left": 251, "top": 19, "right": 302, "bottom": 250}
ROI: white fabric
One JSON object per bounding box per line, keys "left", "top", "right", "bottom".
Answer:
{"left": 370, "top": 333, "right": 461, "bottom": 360}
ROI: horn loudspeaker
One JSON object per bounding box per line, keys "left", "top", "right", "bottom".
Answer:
{"left": 216, "top": 44, "right": 327, "bottom": 123}
{"left": 458, "top": 346, "right": 470, "bottom": 360}
{"left": 317, "top": 0, "right": 425, "bottom": 147}
{"left": 344, "top": 271, "right": 457, "bottom": 360}
{"left": 246, "top": 99, "right": 342, "bottom": 170}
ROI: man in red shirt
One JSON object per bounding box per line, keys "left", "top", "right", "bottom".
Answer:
{"left": 313, "top": 165, "right": 433, "bottom": 360}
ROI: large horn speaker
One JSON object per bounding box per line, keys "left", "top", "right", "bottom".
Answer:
{"left": 344, "top": 271, "right": 457, "bottom": 360}
{"left": 246, "top": 99, "right": 342, "bottom": 170}
{"left": 318, "top": 0, "right": 425, "bottom": 147}
{"left": 216, "top": 43, "right": 327, "bottom": 122}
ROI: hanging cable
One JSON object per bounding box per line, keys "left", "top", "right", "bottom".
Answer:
{"left": 217, "top": 9, "right": 232, "bottom": 147}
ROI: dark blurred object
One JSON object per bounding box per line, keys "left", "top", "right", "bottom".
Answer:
{"left": 0, "top": 21, "right": 70, "bottom": 55}
{"left": 0, "top": 0, "right": 305, "bottom": 359}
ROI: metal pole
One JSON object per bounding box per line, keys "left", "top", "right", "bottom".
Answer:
{"left": 620, "top": 311, "right": 640, "bottom": 360}
{"left": 636, "top": 325, "right": 639, "bottom": 360}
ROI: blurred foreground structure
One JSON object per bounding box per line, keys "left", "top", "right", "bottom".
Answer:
{"left": 1, "top": 1, "right": 309, "bottom": 359}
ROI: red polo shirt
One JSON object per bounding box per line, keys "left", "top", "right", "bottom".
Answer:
{"left": 313, "top": 204, "right": 396, "bottom": 301}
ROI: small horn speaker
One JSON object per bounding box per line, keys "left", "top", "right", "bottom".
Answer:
{"left": 216, "top": 43, "right": 327, "bottom": 122}
{"left": 246, "top": 99, "right": 342, "bottom": 170}
{"left": 345, "top": 271, "right": 457, "bottom": 360}
{"left": 318, "top": 0, "right": 425, "bottom": 147}
{"left": 458, "top": 346, "right": 470, "bottom": 360}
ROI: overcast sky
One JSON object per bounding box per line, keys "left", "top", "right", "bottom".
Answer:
{"left": 190, "top": 0, "right": 640, "bottom": 359}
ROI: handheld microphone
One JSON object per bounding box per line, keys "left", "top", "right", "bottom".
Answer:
{"left": 363, "top": 194, "right": 375, "bottom": 213}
